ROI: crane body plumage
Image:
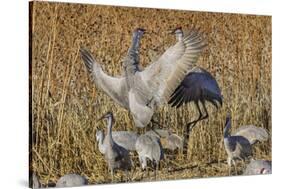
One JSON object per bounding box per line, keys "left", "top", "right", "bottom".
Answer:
{"left": 145, "top": 129, "right": 183, "bottom": 151}
{"left": 169, "top": 67, "right": 222, "bottom": 108}
{"left": 135, "top": 133, "right": 164, "bottom": 173}
{"left": 233, "top": 125, "right": 269, "bottom": 145}
{"left": 56, "top": 174, "right": 88, "bottom": 187}
{"left": 96, "top": 130, "right": 139, "bottom": 153}
{"left": 32, "top": 173, "right": 40, "bottom": 189}
{"left": 243, "top": 160, "right": 272, "bottom": 175}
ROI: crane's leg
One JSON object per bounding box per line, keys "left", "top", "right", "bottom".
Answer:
{"left": 233, "top": 160, "right": 238, "bottom": 175}
{"left": 111, "top": 169, "right": 114, "bottom": 182}
{"left": 154, "top": 162, "right": 158, "bottom": 180}
{"left": 239, "top": 157, "right": 246, "bottom": 170}
{"left": 139, "top": 156, "right": 145, "bottom": 178}
{"left": 184, "top": 101, "right": 211, "bottom": 156}
{"left": 125, "top": 170, "right": 129, "bottom": 182}
{"left": 227, "top": 157, "right": 232, "bottom": 175}
{"left": 141, "top": 157, "right": 149, "bottom": 177}
{"left": 201, "top": 100, "right": 209, "bottom": 120}
{"left": 187, "top": 101, "right": 203, "bottom": 129}
{"left": 182, "top": 101, "right": 202, "bottom": 156}
{"left": 189, "top": 100, "right": 209, "bottom": 131}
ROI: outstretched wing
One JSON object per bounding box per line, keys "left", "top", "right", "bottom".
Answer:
{"left": 80, "top": 48, "right": 129, "bottom": 108}
{"left": 168, "top": 67, "right": 222, "bottom": 108}
{"left": 233, "top": 125, "right": 269, "bottom": 145}
{"left": 138, "top": 30, "right": 207, "bottom": 105}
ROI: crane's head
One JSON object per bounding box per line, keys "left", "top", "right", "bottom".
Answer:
{"left": 168, "top": 26, "right": 183, "bottom": 35}
{"left": 260, "top": 167, "right": 271, "bottom": 174}
{"left": 168, "top": 27, "right": 183, "bottom": 41}
{"left": 97, "top": 111, "right": 115, "bottom": 123}
{"left": 133, "top": 28, "right": 146, "bottom": 38}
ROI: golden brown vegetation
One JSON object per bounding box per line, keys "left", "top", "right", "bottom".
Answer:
{"left": 30, "top": 1, "right": 271, "bottom": 186}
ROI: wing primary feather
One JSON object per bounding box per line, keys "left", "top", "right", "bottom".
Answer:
{"left": 80, "top": 48, "right": 95, "bottom": 73}
{"left": 171, "top": 89, "right": 185, "bottom": 107}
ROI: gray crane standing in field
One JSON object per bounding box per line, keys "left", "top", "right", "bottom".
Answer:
{"left": 80, "top": 27, "right": 206, "bottom": 129}
{"left": 96, "top": 130, "right": 139, "bottom": 153}
{"left": 56, "top": 174, "right": 88, "bottom": 187}
{"left": 135, "top": 133, "right": 164, "bottom": 179}
{"left": 223, "top": 114, "right": 252, "bottom": 175}
{"left": 232, "top": 125, "right": 269, "bottom": 145}
{"left": 98, "top": 112, "right": 132, "bottom": 182}
{"left": 243, "top": 159, "right": 272, "bottom": 175}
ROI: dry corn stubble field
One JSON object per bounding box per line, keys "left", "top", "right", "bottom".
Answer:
{"left": 30, "top": 1, "right": 272, "bottom": 186}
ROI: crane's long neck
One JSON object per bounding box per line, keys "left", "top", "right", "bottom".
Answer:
{"left": 125, "top": 32, "right": 141, "bottom": 73}
{"left": 97, "top": 131, "right": 105, "bottom": 152}
{"left": 128, "top": 32, "right": 141, "bottom": 58}
{"left": 106, "top": 116, "right": 114, "bottom": 145}
{"left": 124, "top": 32, "right": 142, "bottom": 88}
{"left": 223, "top": 117, "right": 231, "bottom": 138}
{"left": 175, "top": 30, "right": 184, "bottom": 42}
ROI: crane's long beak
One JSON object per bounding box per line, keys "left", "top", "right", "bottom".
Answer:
{"left": 167, "top": 29, "right": 175, "bottom": 34}
{"left": 97, "top": 115, "right": 106, "bottom": 122}
{"left": 143, "top": 30, "right": 152, "bottom": 35}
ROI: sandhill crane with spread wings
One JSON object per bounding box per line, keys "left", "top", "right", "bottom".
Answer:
{"left": 80, "top": 27, "right": 206, "bottom": 129}
{"left": 98, "top": 112, "right": 132, "bottom": 182}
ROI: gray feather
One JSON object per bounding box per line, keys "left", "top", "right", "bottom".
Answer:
{"left": 233, "top": 125, "right": 269, "bottom": 145}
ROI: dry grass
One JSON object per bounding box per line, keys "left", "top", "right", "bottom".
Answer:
{"left": 30, "top": 1, "right": 272, "bottom": 186}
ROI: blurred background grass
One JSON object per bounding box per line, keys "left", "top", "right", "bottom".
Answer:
{"left": 30, "top": 1, "right": 271, "bottom": 186}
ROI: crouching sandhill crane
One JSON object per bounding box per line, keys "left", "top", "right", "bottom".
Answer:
{"left": 56, "top": 174, "right": 88, "bottom": 187}
{"left": 98, "top": 112, "right": 132, "bottom": 182}
{"left": 233, "top": 125, "right": 269, "bottom": 145}
{"left": 223, "top": 114, "right": 252, "bottom": 175}
{"left": 96, "top": 130, "right": 139, "bottom": 154}
{"left": 243, "top": 159, "right": 272, "bottom": 175}
{"left": 135, "top": 133, "right": 164, "bottom": 179}
{"left": 165, "top": 133, "right": 183, "bottom": 151}
{"left": 80, "top": 27, "right": 206, "bottom": 129}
